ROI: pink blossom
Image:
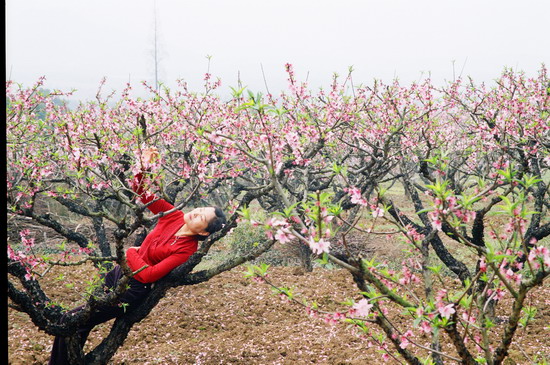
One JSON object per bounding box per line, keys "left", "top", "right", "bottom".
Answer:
{"left": 435, "top": 289, "right": 447, "bottom": 301}
{"left": 405, "top": 226, "right": 424, "bottom": 243}
{"left": 528, "top": 249, "right": 540, "bottom": 269}
{"left": 420, "top": 321, "right": 432, "bottom": 334}
{"left": 308, "top": 237, "right": 330, "bottom": 255}
{"left": 271, "top": 219, "right": 287, "bottom": 227}
{"left": 479, "top": 257, "right": 487, "bottom": 272}
{"left": 505, "top": 220, "right": 515, "bottom": 233}
{"left": 252, "top": 276, "right": 265, "bottom": 284}
{"left": 346, "top": 187, "right": 368, "bottom": 206}
{"left": 399, "top": 330, "right": 414, "bottom": 349}
{"left": 323, "top": 312, "right": 344, "bottom": 326}
{"left": 399, "top": 266, "right": 413, "bottom": 285}
{"left": 428, "top": 211, "right": 442, "bottom": 231}
{"left": 529, "top": 246, "right": 550, "bottom": 269}
{"left": 514, "top": 262, "right": 523, "bottom": 270}
{"left": 274, "top": 228, "right": 293, "bottom": 244}
{"left": 488, "top": 288, "right": 506, "bottom": 300}
{"left": 305, "top": 306, "right": 318, "bottom": 318}
{"left": 438, "top": 304, "right": 456, "bottom": 319}
{"left": 464, "top": 210, "right": 476, "bottom": 223}
{"left": 291, "top": 215, "right": 301, "bottom": 224}
{"left": 372, "top": 207, "right": 384, "bottom": 218}
{"left": 446, "top": 195, "right": 457, "bottom": 206}
{"left": 352, "top": 299, "right": 374, "bottom": 317}
{"left": 432, "top": 218, "right": 442, "bottom": 231}
{"left": 461, "top": 312, "right": 477, "bottom": 324}
{"left": 399, "top": 337, "right": 410, "bottom": 349}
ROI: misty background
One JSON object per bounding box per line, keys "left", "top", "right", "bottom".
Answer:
{"left": 6, "top": 0, "right": 550, "bottom": 102}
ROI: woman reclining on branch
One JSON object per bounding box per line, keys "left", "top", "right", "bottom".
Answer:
{"left": 49, "top": 147, "right": 227, "bottom": 365}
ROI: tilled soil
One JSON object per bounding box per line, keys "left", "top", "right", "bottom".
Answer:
{"left": 8, "top": 258, "right": 550, "bottom": 364}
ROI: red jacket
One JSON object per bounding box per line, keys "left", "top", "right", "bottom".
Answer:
{"left": 126, "top": 173, "right": 198, "bottom": 283}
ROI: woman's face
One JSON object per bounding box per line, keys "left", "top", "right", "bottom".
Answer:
{"left": 185, "top": 207, "right": 216, "bottom": 236}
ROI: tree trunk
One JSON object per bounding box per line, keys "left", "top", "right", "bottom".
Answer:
{"left": 92, "top": 216, "right": 111, "bottom": 258}
{"left": 299, "top": 243, "right": 313, "bottom": 272}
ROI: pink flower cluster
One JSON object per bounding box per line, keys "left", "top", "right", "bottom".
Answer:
{"left": 487, "top": 288, "right": 506, "bottom": 301}
{"left": 308, "top": 237, "right": 330, "bottom": 255}
{"left": 434, "top": 289, "right": 456, "bottom": 319}
{"left": 323, "top": 312, "right": 346, "bottom": 326}
{"left": 405, "top": 225, "right": 425, "bottom": 244}
{"left": 501, "top": 266, "right": 522, "bottom": 285}
{"left": 528, "top": 245, "right": 550, "bottom": 270}
{"left": 344, "top": 188, "right": 386, "bottom": 219}
{"left": 427, "top": 210, "right": 443, "bottom": 231}
{"left": 265, "top": 218, "right": 295, "bottom": 244}
{"left": 398, "top": 265, "right": 420, "bottom": 285}
{"left": 427, "top": 195, "right": 478, "bottom": 231}
{"left": 398, "top": 330, "right": 414, "bottom": 349}
{"left": 8, "top": 230, "right": 42, "bottom": 281}
{"left": 346, "top": 187, "right": 367, "bottom": 206}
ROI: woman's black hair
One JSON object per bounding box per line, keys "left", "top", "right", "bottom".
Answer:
{"left": 197, "top": 206, "right": 227, "bottom": 241}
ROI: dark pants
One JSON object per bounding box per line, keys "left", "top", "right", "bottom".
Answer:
{"left": 48, "top": 265, "right": 152, "bottom": 365}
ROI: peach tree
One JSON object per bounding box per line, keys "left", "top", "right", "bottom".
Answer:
{"left": 243, "top": 67, "right": 549, "bottom": 365}
{"left": 6, "top": 75, "right": 279, "bottom": 364}
{"left": 7, "top": 65, "right": 549, "bottom": 364}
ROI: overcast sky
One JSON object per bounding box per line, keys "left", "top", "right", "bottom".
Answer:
{"left": 6, "top": 0, "right": 550, "bottom": 101}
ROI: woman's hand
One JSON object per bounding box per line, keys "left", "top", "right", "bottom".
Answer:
{"left": 141, "top": 147, "right": 160, "bottom": 166}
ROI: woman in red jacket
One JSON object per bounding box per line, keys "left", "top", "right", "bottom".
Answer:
{"left": 49, "top": 148, "right": 227, "bottom": 364}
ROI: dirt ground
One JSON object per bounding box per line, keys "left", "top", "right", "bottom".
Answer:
{"left": 7, "top": 211, "right": 550, "bottom": 365}
{"left": 8, "top": 250, "right": 550, "bottom": 365}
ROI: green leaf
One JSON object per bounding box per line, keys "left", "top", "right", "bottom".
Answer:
{"left": 519, "top": 175, "right": 542, "bottom": 188}
{"left": 243, "top": 265, "right": 256, "bottom": 278}
{"left": 315, "top": 253, "right": 330, "bottom": 266}
{"left": 484, "top": 318, "right": 495, "bottom": 329}
{"left": 416, "top": 208, "right": 432, "bottom": 215}
{"left": 229, "top": 85, "right": 247, "bottom": 98}
{"left": 427, "top": 265, "right": 442, "bottom": 274}
{"left": 247, "top": 89, "right": 257, "bottom": 101}
{"left": 237, "top": 205, "right": 250, "bottom": 220}
{"left": 341, "top": 298, "right": 355, "bottom": 306}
